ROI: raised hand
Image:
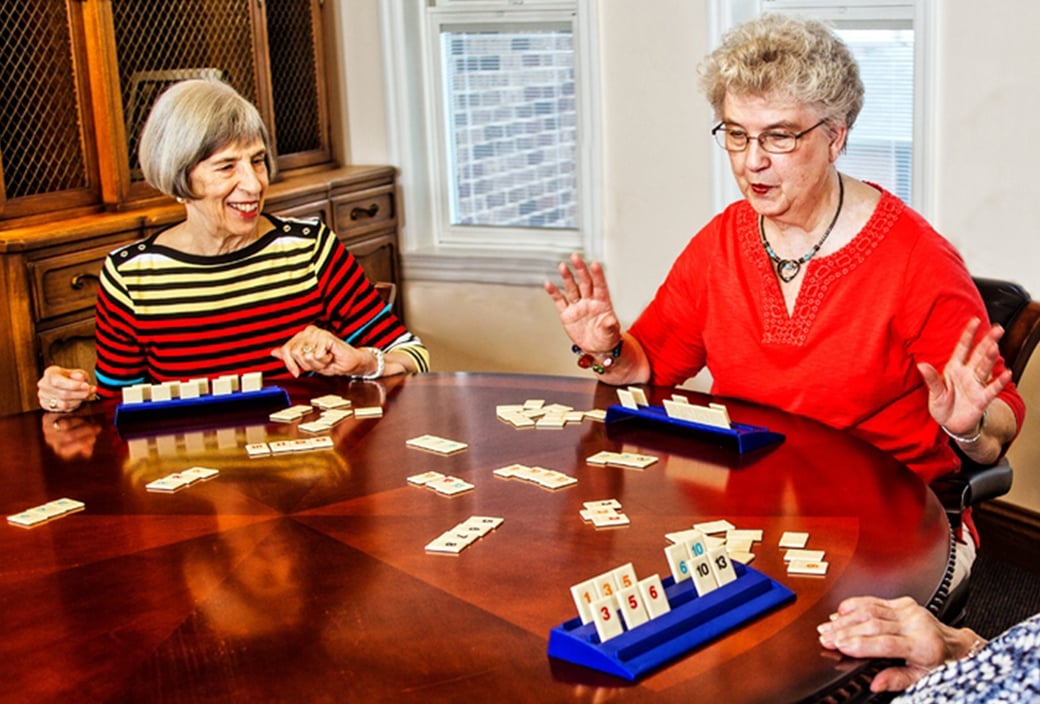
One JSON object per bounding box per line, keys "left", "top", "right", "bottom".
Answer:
{"left": 544, "top": 253, "right": 622, "bottom": 354}
{"left": 917, "top": 318, "right": 1010, "bottom": 438}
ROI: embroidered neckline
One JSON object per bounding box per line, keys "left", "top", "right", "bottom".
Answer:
{"left": 738, "top": 185, "right": 903, "bottom": 346}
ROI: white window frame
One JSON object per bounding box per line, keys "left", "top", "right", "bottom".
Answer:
{"left": 381, "top": 0, "right": 601, "bottom": 285}
{"left": 708, "top": 0, "right": 936, "bottom": 220}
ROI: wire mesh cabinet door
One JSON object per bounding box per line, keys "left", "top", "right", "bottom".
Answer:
{"left": 0, "top": 0, "right": 332, "bottom": 224}
{"left": 0, "top": 1, "right": 100, "bottom": 220}
{"left": 109, "top": 0, "right": 332, "bottom": 192}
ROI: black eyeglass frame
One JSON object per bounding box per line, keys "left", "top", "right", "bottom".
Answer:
{"left": 711, "top": 119, "right": 828, "bottom": 154}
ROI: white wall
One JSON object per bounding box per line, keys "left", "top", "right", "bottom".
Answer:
{"left": 334, "top": 1, "right": 1040, "bottom": 512}
{"left": 931, "top": 4, "right": 1040, "bottom": 511}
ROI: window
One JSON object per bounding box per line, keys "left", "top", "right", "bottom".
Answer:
{"left": 441, "top": 24, "right": 577, "bottom": 231}
{"left": 710, "top": 0, "right": 935, "bottom": 217}
{"left": 382, "top": 0, "right": 600, "bottom": 284}
{"left": 836, "top": 27, "right": 914, "bottom": 203}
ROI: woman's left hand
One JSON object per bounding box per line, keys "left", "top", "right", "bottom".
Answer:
{"left": 271, "top": 325, "right": 378, "bottom": 378}
{"left": 917, "top": 318, "right": 1011, "bottom": 437}
{"left": 818, "top": 596, "right": 982, "bottom": 693}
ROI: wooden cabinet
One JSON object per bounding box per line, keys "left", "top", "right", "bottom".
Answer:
{"left": 331, "top": 177, "right": 402, "bottom": 307}
{"left": 0, "top": 166, "right": 402, "bottom": 416}
{"left": 0, "top": 0, "right": 329, "bottom": 220}
{"left": 0, "top": 2, "right": 406, "bottom": 417}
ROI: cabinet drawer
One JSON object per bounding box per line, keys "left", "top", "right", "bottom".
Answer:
{"left": 333, "top": 190, "right": 395, "bottom": 237}
{"left": 271, "top": 197, "right": 331, "bottom": 225}
{"left": 27, "top": 241, "right": 120, "bottom": 320}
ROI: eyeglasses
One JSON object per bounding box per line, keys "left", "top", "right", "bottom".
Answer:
{"left": 711, "top": 119, "right": 827, "bottom": 154}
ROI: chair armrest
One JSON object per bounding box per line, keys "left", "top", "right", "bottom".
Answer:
{"left": 374, "top": 281, "right": 397, "bottom": 307}
{"left": 929, "top": 456, "right": 1013, "bottom": 513}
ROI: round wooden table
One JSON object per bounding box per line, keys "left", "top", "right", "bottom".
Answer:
{"left": 0, "top": 372, "right": 952, "bottom": 703}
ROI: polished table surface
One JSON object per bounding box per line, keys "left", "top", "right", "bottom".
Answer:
{"left": 0, "top": 373, "right": 952, "bottom": 703}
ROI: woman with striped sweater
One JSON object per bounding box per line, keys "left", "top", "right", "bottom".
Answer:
{"left": 38, "top": 79, "right": 428, "bottom": 412}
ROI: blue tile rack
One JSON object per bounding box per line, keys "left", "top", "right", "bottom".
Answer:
{"left": 605, "top": 404, "right": 785, "bottom": 453}
{"left": 114, "top": 386, "right": 291, "bottom": 435}
{"left": 547, "top": 563, "right": 795, "bottom": 681}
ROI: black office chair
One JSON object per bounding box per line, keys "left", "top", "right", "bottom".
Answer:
{"left": 824, "top": 279, "right": 1040, "bottom": 701}
{"left": 930, "top": 277, "right": 1040, "bottom": 623}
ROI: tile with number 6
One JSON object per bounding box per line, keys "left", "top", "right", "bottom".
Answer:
{"left": 638, "top": 574, "right": 671, "bottom": 618}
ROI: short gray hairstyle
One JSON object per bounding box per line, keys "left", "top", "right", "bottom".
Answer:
{"left": 699, "top": 13, "right": 864, "bottom": 133}
{"left": 138, "top": 79, "right": 274, "bottom": 200}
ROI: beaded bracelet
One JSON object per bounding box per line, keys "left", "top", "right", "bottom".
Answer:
{"left": 355, "top": 347, "right": 385, "bottom": 380}
{"left": 572, "top": 340, "right": 623, "bottom": 374}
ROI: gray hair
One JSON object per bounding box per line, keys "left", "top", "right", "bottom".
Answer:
{"left": 138, "top": 79, "right": 274, "bottom": 200}
{"left": 699, "top": 13, "right": 864, "bottom": 133}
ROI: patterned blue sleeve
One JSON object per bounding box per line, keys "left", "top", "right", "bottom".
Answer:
{"left": 894, "top": 613, "right": 1040, "bottom": 703}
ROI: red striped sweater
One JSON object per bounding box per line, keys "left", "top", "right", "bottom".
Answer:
{"left": 93, "top": 214, "right": 428, "bottom": 396}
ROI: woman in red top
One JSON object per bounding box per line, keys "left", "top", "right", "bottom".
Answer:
{"left": 545, "top": 14, "right": 1024, "bottom": 582}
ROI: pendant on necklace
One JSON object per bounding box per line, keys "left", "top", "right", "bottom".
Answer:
{"left": 759, "top": 173, "right": 846, "bottom": 286}
{"left": 776, "top": 259, "right": 801, "bottom": 283}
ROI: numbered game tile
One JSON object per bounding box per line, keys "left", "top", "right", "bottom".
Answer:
{"left": 590, "top": 594, "right": 625, "bottom": 642}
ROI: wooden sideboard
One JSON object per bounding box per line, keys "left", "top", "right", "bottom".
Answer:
{"left": 0, "top": 165, "right": 401, "bottom": 416}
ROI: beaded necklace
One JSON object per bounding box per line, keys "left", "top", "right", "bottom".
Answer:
{"left": 759, "top": 173, "right": 844, "bottom": 283}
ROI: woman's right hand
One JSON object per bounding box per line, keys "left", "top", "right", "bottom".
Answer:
{"left": 544, "top": 253, "right": 623, "bottom": 354}
{"left": 37, "top": 366, "right": 96, "bottom": 413}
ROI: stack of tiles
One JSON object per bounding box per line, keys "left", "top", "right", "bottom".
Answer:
{"left": 248, "top": 395, "right": 385, "bottom": 455}
{"left": 7, "top": 498, "right": 85, "bottom": 528}
{"left": 269, "top": 405, "right": 316, "bottom": 423}
{"left": 299, "top": 408, "right": 354, "bottom": 434}
{"left": 145, "top": 466, "right": 220, "bottom": 492}
{"left": 405, "top": 434, "right": 468, "bottom": 455}
{"left": 492, "top": 463, "right": 578, "bottom": 490}
{"left": 425, "top": 515, "right": 504, "bottom": 554}
{"left": 407, "top": 471, "right": 475, "bottom": 496}
{"left": 245, "top": 437, "right": 335, "bottom": 456}
{"left": 585, "top": 450, "right": 659, "bottom": 470}
{"left": 496, "top": 398, "right": 605, "bottom": 429}
{"left": 780, "top": 531, "right": 828, "bottom": 575}
{"left": 579, "top": 499, "right": 630, "bottom": 527}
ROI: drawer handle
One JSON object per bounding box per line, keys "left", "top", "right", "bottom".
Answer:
{"left": 70, "top": 273, "right": 100, "bottom": 290}
{"left": 350, "top": 204, "right": 380, "bottom": 220}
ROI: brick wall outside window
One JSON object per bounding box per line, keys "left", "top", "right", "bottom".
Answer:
{"left": 443, "top": 28, "right": 577, "bottom": 229}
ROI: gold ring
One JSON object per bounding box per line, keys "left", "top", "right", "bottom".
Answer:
{"left": 302, "top": 345, "right": 313, "bottom": 353}
{"left": 49, "top": 399, "right": 58, "bottom": 409}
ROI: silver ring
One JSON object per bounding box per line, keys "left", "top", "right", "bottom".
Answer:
{"left": 49, "top": 399, "right": 58, "bottom": 409}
